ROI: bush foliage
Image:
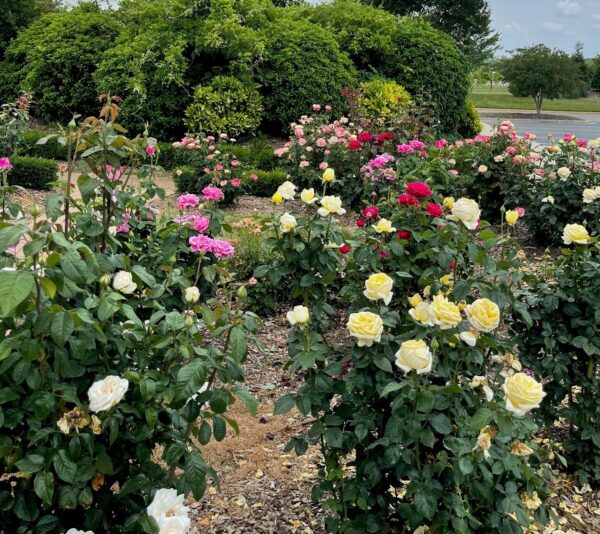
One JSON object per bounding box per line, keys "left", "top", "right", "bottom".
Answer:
{"left": 9, "top": 156, "right": 58, "bottom": 190}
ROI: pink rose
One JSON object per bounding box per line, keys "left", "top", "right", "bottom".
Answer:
{"left": 202, "top": 186, "right": 224, "bottom": 201}
{"left": 409, "top": 139, "right": 426, "bottom": 150}
{"left": 312, "top": 104, "right": 321, "bottom": 111}
{"left": 231, "top": 160, "right": 240, "bottom": 167}
{"left": 178, "top": 194, "right": 200, "bottom": 210}
{"left": 146, "top": 145, "right": 156, "bottom": 155}
{"left": 192, "top": 215, "right": 210, "bottom": 233}
{"left": 189, "top": 234, "right": 214, "bottom": 253}
{"left": 299, "top": 161, "right": 310, "bottom": 168}
{"left": 249, "top": 173, "right": 258, "bottom": 181}
{"left": 515, "top": 207, "right": 526, "bottom": 217}
{"left": 434, "top": 139, "right": 448, "bottom": 149}
{"left": 316, "top": 138, "right": 327, "bottom": 148}
{"left": 396, "top": 144, "right": 415, "bottom": 154}
{"left": 325, "top": 105, "right": 332, "bottom": 111}
{"left": 220, "top": 180, "right": 228, "bottom": 186}
{"left": 319, "top": 162, "right": 328, "bottom": 170}
{"left": 406, "top": 181, "right": 432, "bottom": 198}
{"left": 212, "top": 239, "right": 235, "bottom": 258}
{"left": 231, "top": 178, "right": 241, "bottom": 187}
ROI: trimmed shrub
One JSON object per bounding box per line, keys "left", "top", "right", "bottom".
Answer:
{"left": 458, "top": 99, "right": 483, "bottom": 137}
{"left": 257, "top": 17, "right": 357, "bottom": 132}
{"left": 172, "top": 165, "right": 210, "bottom": 195}
{"left": 157, "top": 142, "right": 199, "bottom": 171}
{"left": 243, "top": 168, "right": 289, "bottom": 197}
{"left": 228, "top": 142, "right": 279, "bottom": 171}
{"left": 356, "top": 78, "right": 411, "bottom": 122}
{"left": 22, "top": 130, "right": 68, "bottom": 160}
{"left": 0, "top": 7, "right": 119, "bottom": 123}
{"left": 185, "top": 76, "right": 263, "bottom": 137}
{"left": 9, "top": 156, "right": 58, "bottom": 190}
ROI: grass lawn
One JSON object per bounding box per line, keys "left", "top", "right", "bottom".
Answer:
{"left": 471, "top": 85, "right": 600, "bottom": 112}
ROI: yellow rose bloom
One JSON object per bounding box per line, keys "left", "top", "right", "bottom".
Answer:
{"left": 505, "top": 210, "right": 519, "bottom": 225}
{"left": 395, "top": 339, "right": 432, "bottom": 374}
{"left": 318, "top": 195, "right": 346, "bottom": 216}
{"left": 364, "top": 273, "right": 394, "bottom": 305}
{"left": 322, "top": 168, "right": 336, "bottom": 183}
{"left": 409, "top": 301, "right": 437, "bottom": 327}
{"left": 300, "top": 188, "right": 317, "bottom": 204}
{"left": 286, "top": 305, "right": 309, "bottom": 325}
{"left": 443, "top": 196, "right": 455, "bottom": 210}
{"left": 373, "top": 218, "right": 396, "bottom": 234}
{"left": 347, "top": 311, "right": 384, "bottom": 347}
{"left": 562, "top": 223, "right": 590, "bottom": 245}
{"left": 503, "top": 373, "right": 545, "bottom": 416}
{"left": 272, "top": 190, "right": 283, "bottom": 204}
{"left": 448, "top": 198, "right": 481, "bottom": 230}
{"left": 465, "top": 298, "right": 500, "bottom": 333}
{"left": 277, "top": 180, "right": 297, "bottom": 200}
{"left": 431, "top": 295, "right": 462, "bottom": 329}
{"left": 279, "top": 212, "right": 297, "bottom": 233}
{"left": 408, "top": 293, "right": 423, "bottom": 308}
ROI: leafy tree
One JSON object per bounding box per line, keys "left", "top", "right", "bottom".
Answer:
{"left": 361, "top": 0, "right": 499, "bottom": 66}
{"left": 472, "top": 60, "right": 502, "bottom": 90}
{"left": 592, "top": 56, "right": 600, "bottom": 92}
{"left": 498, "top": 45, "right": 583, "bottom": 115}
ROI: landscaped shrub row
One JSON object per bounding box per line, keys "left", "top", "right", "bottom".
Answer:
{"left": 9, "top": 155, "right": 58, "bottom": 189}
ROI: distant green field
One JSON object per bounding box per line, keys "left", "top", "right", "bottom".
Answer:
{"left": 471, "top": 86, "right": 600, "bottom": 112}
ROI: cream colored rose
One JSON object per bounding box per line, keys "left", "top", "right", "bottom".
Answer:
{"left": 459, "top": 331, "right": 478, "bottom": 347}
{"left": 494, "top": 155, "right": 505, "bottom": 163}
{"left": 408, "top": 293, "right": 423, "bottom": 308}
{"left": 473, "top": 426, "right": 495, "bottom": 459}
{"left": 521, "top": 492, "right": 542, "bottom": 511}
{"left": 409, "top": 302, "right": 437, "bottom": 327}
{"left": 478, "top": 165, "right": 488, "bottom": 174}
{"left": 372, "top": 218, "right": 396, "bottom": 234}
{"left": 505, "top": 210, "right": 519, "bottom": 225}
{"left": 582, "top": 186, "right": 600, "bottom": 204}
{"left": 287, "top": 305, "right": 309, "bottom": 325}
{"left": 277, "top": 181, "right": 297, "bottom": 200}
{"left": 470, "top": 375, "right": 493, "bottom": 401}
{"left": 322, "top": 168, "right": 336, "bottom": 183}
{"left": 503, "top": 373, "right": 545, "bottom": 416}
{"left": 448, "top": 198, "right": 481, "bottom": 230}
{"left": 557, "top": 167, "right": 571, "bottom": 180}
{"left": 364, "top": 273, "right": 394, "bottom": 305}
{"left": 113, "top": 271, "right": 137, "bottom": 294}
{"left": 562, "top": 223, "right": 590, "bottom": 245}
{"left": 300, "top": 188, "right": 317, "bottom": 204}
{"left": 147, "top": 488, "right": 191, "bottom": 534}
{"left": 431, "top": 295, "right": 462, "bottom": 329}
{"left": 88, "top": 376, "right": 129, "bottom": 413}
{"left": 541, "top": 195, "right": 554, "bottom": 204}
{"left": 184, "top": 286, "right": 200, "bottom": 304}
{"left": 465, "top": 298, "right": 500, "bottom": 333}
{"left": 347, "top": 311, "right": 384, "bottom": 347}
{"left": 395, "top": 339, "right": 432, "bottom": 374}
{"left": 318, "top": 195, "right": 346, "bottom": 216}
{"left": 280, "top": 212, "right": 297, "bottom": 233}
{"left": 66, "top": 530, "right": 95, "bottom": 534}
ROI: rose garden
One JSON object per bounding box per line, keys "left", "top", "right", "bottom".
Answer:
{"left": 1, "top": 1, "right": 600, "bottom": 533}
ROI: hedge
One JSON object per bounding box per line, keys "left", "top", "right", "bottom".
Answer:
{"left": 9, "top": 156, "right": 58, "bottom": 190}
{"left": 22, "top": 130, "right": 68, "bottom": 161}
{"left": 243, "top": 169, "right": 289, "bottom": 197}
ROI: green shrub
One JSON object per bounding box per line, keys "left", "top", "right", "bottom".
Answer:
{"left": 258, "top": 17, "right": 357, "bottom": 132}
{"left": 0, "top": 7, "right": 119, "bottom": 123}
{"left": 243, "top": 168, "right": 289, "bottom": 197}
{"left": 458, "top": 99, "right": 483, "bottom": 137}
{"left": 228, "top": 141, "right": 279, "bottom": 171}
{"left": 172, "top": 165, "right": 210, "bottom": 194}
{"left": 157, "top": 142, "right": 199, "bottom": 171}
{"left": 9, "top": 156, "right": 58, "bottom": 190}
{"left": 295, "top": 1, "right": 470, "bottom": 135}
{"left": 185, "top": 76, "right": 264, "bottom": 137}
{"left": 22, "top": 130, "right": 68, "bottom": 160}
{"left": 0, "top": 101, "right": 29, "bottom": 156}
{"left": 357, "top": 78, "right": 411, "bottom": 121}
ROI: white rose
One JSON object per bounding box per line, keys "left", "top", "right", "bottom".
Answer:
{"left": 147, "top": 488, "right": 191, "bottom": 534}
{"left": 318, "top": 195, "right": 346, "bottom": 216}
{"left": 459, "top": 331, "right": 478, "bottom": 347}
{"left": 287, "top": 305, "right": 309, "bottom": 325}
{"left": 113, "top": 271, "right": 137, "bottom": 294}
{"left": 478, "top": 165, "right": 488, "bottom": 174}
{"left": 494, "top": 155, "right": 505, "bottom": 163}
{"left": 448, "top": 198, "right": 481, "bottom": 230}
{"left": 184, "top": 286, "right": 200, "bottom": 304}
{"left": 88, "top": 376, "right": 129, "bottom": 413}
{"left": 541, "top": 195, "right": 555, "bottom": 204}
{"left": 557, "top": 167, "right": 571, "bottom": 180}
{"left": 395, "top": 339, "right": 432, "bottom": 375}
{"left": 363, "top": 273, "right": 394, "bottom": 305}
{"left": 66, "top": 530, "right": 95, "bottom": 534}
{"left": 582, "top": 186, "right": 600, "bottom": 204}
{"left": 280, "top": 212, "right": 298, "bottom": 233}
{"left": 277, "top": 181, "right": 297, "bottom": 200}
{"left": 300, "top": 188, "right": 317, "bottom": 204}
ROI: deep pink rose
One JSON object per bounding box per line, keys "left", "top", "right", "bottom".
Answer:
{"left": 189, "top": 234, "right": 214, "bottom": 253}
{"left": 398, "top": 193, "right": 418, "bottom": 206}
{"left": 146, "top": 146, "right": 156, "bottom": 155}
{"left": 178, "top": 194, "right": 200, "bottom": 210}
{"left": 426, "top": 202, "right": 444, "bottom": 217}
{"left": 362, "top": 206, "right": 379, "bottom": 219}
{"left": 192, "top": 215, "right": 210, "bottom": 233}
{"left": 231, "top": 178, "right": 241, "bottom": 187}
{"left": 406, "top": 181, "right": 432, "bottom": 198}
{"left": 1, "top": 157, "right": 13, "bottom": 171}
{"left": 202, "top": 186, "right": 224, "bottom": 201}
{"left": 212, "top": 239, "right": 234, "bottom": 258}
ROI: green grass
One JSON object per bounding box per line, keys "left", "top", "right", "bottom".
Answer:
{"left": 471, "top": 85, "right": 600, "bottom": 112}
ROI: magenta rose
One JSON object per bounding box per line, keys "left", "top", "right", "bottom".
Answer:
{"left": 189, "top": 234, "right": 214, "bottom": 253}
{"left": 202, "top": 186, "right": 224, "bottom": 201}
{"left": 178, "top": 194, "right": 200, "bottom": 210}
{"left": 212, "top": 239, "right": 234, "bottom": 258}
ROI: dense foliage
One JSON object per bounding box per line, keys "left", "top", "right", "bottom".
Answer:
{"left": 9, "top": 156, "right": 58, "bottom": 190}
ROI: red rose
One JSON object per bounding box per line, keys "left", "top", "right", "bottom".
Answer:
{"left": 397, "top": 230, "right": 411, "bottom": 240}
{"left": 397, "top": 193, "right": 418, "bottom": 206}
{"left": 362, "top": 206, "right": 379, "bottom": 219}
{"left": 426, "top": 202, "right": 444, "bottom": 217}
{"left": 358, "top": 132, "right": 372, "bottom": 143}
{"left": 449, "top": 260, "right": 456, "bottom": 269}
{"left": 348, "top": 140, "right": 361, "bottom": 151}
{"left": 379, "top": 251, "right": 391, "bottom": 259}
{"left": 356, "top": 218, "right": 366, "bottom": 228}
{"left": 380, "top": 132, "right": 393, "bottom": 141}
{"left": 406, "top": 181, "right": 432, "bottom": 198}
{"left": 339, "top": 244, "right": 351, "bottom": 254}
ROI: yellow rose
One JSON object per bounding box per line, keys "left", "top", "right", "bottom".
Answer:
{"left": 322, "top": 168, "right": 336, "bottom": 183}
{"left": 459, "top": 331, "right": 478, "bottom": 347}
{"left": 562, "top": 223, "right": 590, "bottom": 245}
{"left": 277, "top": 180, "right": 297, "bottom": 200}
{"left": 272, "top": 190, "right": 283, "bottom": 204}
{"left": 286, "top": 305, "right": 309, "bottom": 325}
{"left": 347, "top": 311, "right": 384, "bottom": 347}
{"left": 395, "top": 339, "right": 432, "bottom": 374}
{"left": 582, "top": 186, "right": 600, "bottom": 204}
{"left": 373, "top": 218, "right": 396, "bottom": 234}
{"left": 409, "top": 302, "right": 437, "bottom": 327}
{"left": 408, "top": 293, "right": 423, "bottom": 308}
{"left": 280, "top": 212, "right": 297, "bottom": 233}
{"left": 557, "top": 167, "right": 571, "bottom": 180}
{"left": 465, "top": 298, "right": 500, "bottom": 333}
{"left": 300, "top": 188, "right": 317, "bottom": 204}
{"left": 440, "top": 274, "right": 453, "bottom": 287}
{"left": 503, "top": 373, "right": 545, "bottom": 416}
{"left": 318, "top": 195, "right": 346, "bottom": 216}
{"left": 448, "top": 198, "right": 481, "bottom": 230}
{"left": 505, "top": 210, "right": 519, "bottom": 225}
{"left": 364, "top": 273, "right": 394, "bottom": 305}
{"left": 431, "top": 295, "right": 462, "bottom": 329}
{"left": 443, "top": 197, "right": 454, "bottom": 210}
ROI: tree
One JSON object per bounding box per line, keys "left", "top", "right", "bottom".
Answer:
{"left": 498, "top": 45, "right": 583, "bottom": 115}
{"left": 592, "top": 56, "right": 600, "bottom": 92}
{"left": 361, "top": 0, "right": 499, "bottom": 66}
{"left": 566, "top": 41, "right": 590, "bottom": 98}
{"left": 472, "top": 60, "right": 502, "bottom": 90}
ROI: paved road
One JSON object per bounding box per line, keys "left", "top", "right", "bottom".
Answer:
{"left": 479, "top": 109, "right": 600, "bottom": 142}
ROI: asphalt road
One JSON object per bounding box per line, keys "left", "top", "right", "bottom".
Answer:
{"left": 479, "top": 109, "right": 600, "bottom": 142}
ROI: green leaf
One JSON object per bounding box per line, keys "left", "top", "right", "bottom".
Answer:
{"left": 131, "top": 265, "right": 156, "bottom": 288}
{"left": 51, "top": 311, "right": 74, "bottom": 346}
{"left": 175, "top": 360, "right": 207, "bottom": 401}
{"left": 212, "top": 415, "right": 226, "bottom": 441}
{"left": 380, "top": 382, "right": 403, "bottom": 397}
{"left": 414, "top": 492, "right": 437, "bottom": 520}
{"left": 34, "top": 472, "right": 54, "bottom": 507}
{"left": 164, "top": 443, "right": 186, "bottom": 466}
{"left": 95, "top": 452, "right": 114, "bottom": 475}
{"left": 15, "top": 454, "right": 45, "bottom": 473}
{"left": 0, "top": 223, "right": 27, "bottom": 253}
{"left": 53, "top": 450, "right": 77, "bottom": 483}
{"left": 60, "top": 251, "right": 87, "bottom": 284}
{"left": 229, "top": 327, "right": 247, "bottom": 361}
{"left": 469, "top": 408, "right": 494, "bottom": 431}
{"left": 39, "top": 278, "right": 56, "bottom": 300}
{"left": 0, "top": 272, "right": 34, "bottom": 315}
{"left": 233, "top": 385, "right": 258, "bottom": 416}
{"left": 373, "top": 355, "right": 393, "bottom": 373}
{"left": 273, "top": 394, "right": 295, "bottom": 415}
{"left": 430, "top": 413, "right": 452, "bottom": 434}
{"left": 77, "top": 174, "right": 100, "bottom": 203}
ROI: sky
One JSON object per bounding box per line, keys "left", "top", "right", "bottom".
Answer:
{"left": 489, "top": 0, "right": 600, "bottom": 57}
